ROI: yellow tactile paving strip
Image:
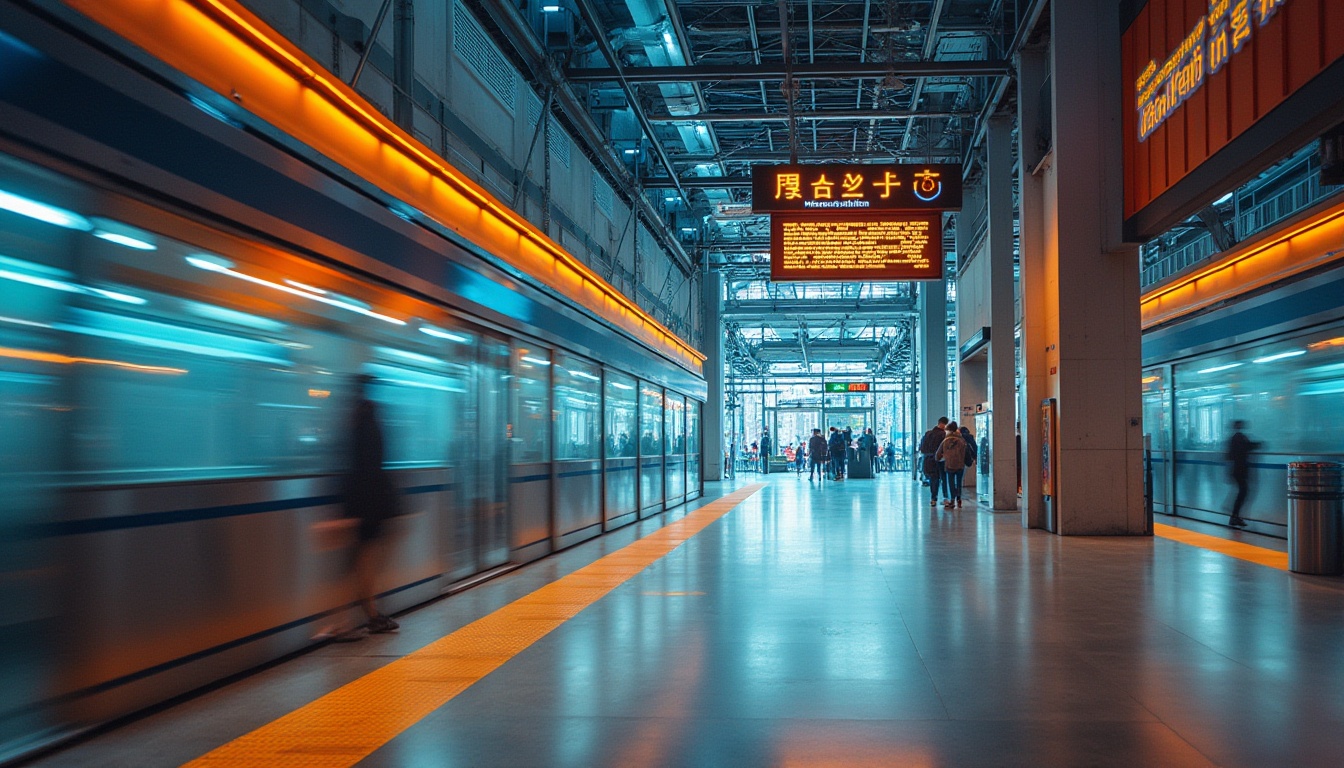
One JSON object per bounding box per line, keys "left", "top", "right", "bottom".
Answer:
{"left": 184, "top": 484, "right": 764, "bottom": 768}
{"left": 1153, "top": 523, "right": 1289, "bottom": 571}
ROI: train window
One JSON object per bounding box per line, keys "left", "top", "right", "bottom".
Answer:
{"left": 665, "top": 392, "right": 686, "bottom": 456}
{"left": 639, "top": 384, "right": 663, "bottom": 456}
{"left": 554, "top": 352, "right": 599, "bottom": 460}
{"left": 512, "top": 346, "right": 550, "bottom": 463}
{"left": 366, "top": 338, "right": 468, "bottom": 468}
{"left": 604, "top": 371, "right": 636, "bottom": 458}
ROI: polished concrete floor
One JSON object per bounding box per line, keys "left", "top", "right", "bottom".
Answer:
{"left": 33, "top": 474, "right": 1344, "bottom": 767}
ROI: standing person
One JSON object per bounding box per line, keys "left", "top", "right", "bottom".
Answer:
{"left": 841, "top": 426, "right": 854, "bottom": 478}
{"left": 919, "top": 418, "right": 949, "bottom": 506}
{"left": 862, "top": 428, "right": 879, "bottom": 474}
{"left": 884, "top": 441, "right": 896, "bottom": 472}
{"left": 936, "top": 421, "right": 968, "bottom": 509}
{"left": 807, "top": 429, "right": 828, "bottom": 481}
{"left": 1226, "top": 420, "right": 1262, "bottom": 528}
{"left": 760, "top": 429, "right": 773, "bottom": 475}
{"left": 796, "top": 441, "right": 807, "bottom": 474}
{"left": 827, "top": 427, "right": 847, "bottom": 481}
{"left": 340, "top": 374, "right": 400, "bottom": 639}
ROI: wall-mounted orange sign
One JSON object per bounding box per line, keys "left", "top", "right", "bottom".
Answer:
{"left": 1122, "top": 0, "right": 1344, "bottom": 235}
{"left": 769, "top": 213, "right": 943, "bottom": 282}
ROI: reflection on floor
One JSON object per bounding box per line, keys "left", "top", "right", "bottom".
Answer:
{"left": 34, "top": 475, "right": 1344, "bottom": 767}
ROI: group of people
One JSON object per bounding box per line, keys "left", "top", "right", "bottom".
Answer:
{"left": 918, "top": 417, "right": 977, "bottom": 509}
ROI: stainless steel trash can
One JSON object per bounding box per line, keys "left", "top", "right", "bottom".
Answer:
{"left": 1287, "top": 462, "right": 1344, "bottom": 575}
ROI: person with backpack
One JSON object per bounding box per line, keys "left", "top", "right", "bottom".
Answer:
{"left": 919, "top": 418, "right": 949, "bottom": 506}
{"left": 935, "top": 421, "right": 968, "bottom": 509}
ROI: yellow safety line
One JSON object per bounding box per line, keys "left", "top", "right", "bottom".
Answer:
{"left": 1153, "top": 523, "right": 1289, "bottom": 571}
{"left": 184, "top": 484, "right": 765, "bottom": 768}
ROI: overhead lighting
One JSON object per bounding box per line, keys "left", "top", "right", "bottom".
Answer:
{"left": 522, "top": 355, "right": 551, "bottom": 366}
{"left": 1252, "top": 349, "right": 1305, "bottom": 364}
{"left": 1213, "top": 192, "right": 1234, "bottom": 206}
{"left": 609, "top": 381, "right": 634, "bottom": 390}
{"left": 186, "top": 254, "right": 406, "bottom": 325}
{"left": 0, "top": 189, "right": 92, "bottom": 230}
{"left": 623, "top": 148, "right": 637, "bottom": 155}
{"left": 94, "top": 231, "right": 157, "bottom": 250}
{"left": 542, "top": 3, "right": 560, "bottom": 11}
{"left": 1196, "top": 362, "right": 1242, "bottom": 374}
{"left": 419, "top": 324, "right": 470, "bottom": 343}
{"left": 568, "top": 369, "right": 600, "bottom": 381}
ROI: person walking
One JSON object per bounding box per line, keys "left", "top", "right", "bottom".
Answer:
{"left": 760, "top": 429, "right": 773, "bottom": 475}
{"left": 827, "top": 427, "right": 847, "bottom": 481}
{"left": 807, "top": 429, "right": 828, "bottom": 481}
{"left": 936, "top": 421, "right": 968, "bottom": 509}
{"left": 337, "top": 374, "right": 401, "bottom": 640}
{"left": 841, "top": 426, "right": 854, "bottom": 478}
{"left": 883, "top": 441, "right": 896, "bottom": 472}
{"left": 1226, "top": 420, "right": 1261, "bottom": 528}
{"left": 796, "top": 442, "right": 807, "bottom": 474}
{"left": 919, "top": 418, "right": 949, "bottom": 506}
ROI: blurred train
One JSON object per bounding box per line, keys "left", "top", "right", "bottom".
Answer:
{"left": 0, "top": 2, "right": 704, "bottom": 759}
{"left": 1141, "top": 216, "right": 1344, "bottom": 537}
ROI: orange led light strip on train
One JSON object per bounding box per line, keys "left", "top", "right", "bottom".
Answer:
{"left": 61, "top": 0, "right": 704, "bottom": 373}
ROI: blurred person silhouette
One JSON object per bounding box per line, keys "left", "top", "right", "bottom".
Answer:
{"left": 1226, "top": 420, "right": 1262, "bottom": 528}
{"left": 334, "top": 374, "right": 401, "bottom": 639}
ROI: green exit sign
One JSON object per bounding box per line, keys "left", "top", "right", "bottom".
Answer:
{"left": 824, "top": 382, "right": 871, "bottom": 393}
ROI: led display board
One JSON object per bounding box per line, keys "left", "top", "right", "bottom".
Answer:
{"left": 824, "top": 382, "right": 871, "bottom": 393}
{"left": 769, "top": 213, "right": 943, "bottom": 282}
{"left": 1122, "top": 0, "right": 1344, "bottom": 236}
{"left": 752, "top": 164, "right": 962, "bottom": 213}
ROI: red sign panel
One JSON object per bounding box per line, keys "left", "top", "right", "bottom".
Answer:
{"left": 769, "top": 213, "right": 943, "bottom": 282}
{"left": 1122, "top": 0, "right": 1344, "bottom": 225}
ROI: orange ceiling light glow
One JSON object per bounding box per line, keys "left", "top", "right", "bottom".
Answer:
{"left": 64, "top": 0, "right": 704, "bottom": 373}
{"left": 1141, "top": 199, "right": 1344, "bottom": 330}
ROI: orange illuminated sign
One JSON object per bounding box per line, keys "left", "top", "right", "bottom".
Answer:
{"left": 752, "top": 164, "right": 962, "bottom": 213}
{"left": 769, "top": 213, "right": 943, "bottom": 282}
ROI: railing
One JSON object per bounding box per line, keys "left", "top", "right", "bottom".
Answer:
{"left": 1140, "top": 174, "right": 1342, "bottom": 289}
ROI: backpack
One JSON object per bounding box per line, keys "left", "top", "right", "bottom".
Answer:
{"left": 964, "top": 437, "right": 977, "bottom": 465}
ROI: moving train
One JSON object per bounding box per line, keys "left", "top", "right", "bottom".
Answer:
{"left": 1141, "top": 217, "right": 1344, "bottom": 536}
{"left": 0, "top": 3, "right": 704, "bottom": 758}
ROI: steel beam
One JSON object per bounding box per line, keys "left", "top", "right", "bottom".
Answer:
{"left": 565, "top": 60, "right": 1011, "bottom": 83}
{"left": 723, "top": 300, "right": 916, "bottom": 316}
{"left": 648, "top": 110, "right": 969, "bottom": 123}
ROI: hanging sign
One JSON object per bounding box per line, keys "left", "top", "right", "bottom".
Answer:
{"left": 751, "top": 164, "right": 962, "bottom": 213}
{"left": 769, "top": 212, "right": 943, "bottom": 282}
{"left": 824, "top": 382, "right": 872, "bottom": 393}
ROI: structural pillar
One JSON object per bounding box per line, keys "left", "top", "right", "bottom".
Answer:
{"left": 985, "top": 115, "right": 1018, "bottom": 510}
{"left": 918, "top": 277, "right": 948, "bottom": 436}
{"left": 1017, "top": 42, "right": 1048, "bottom": 530}
{"left": 1016, "top": 0, "right": 1145, "bottom": 534}
{"left": 701, "top": 269, "right": 725, "bottom": 481}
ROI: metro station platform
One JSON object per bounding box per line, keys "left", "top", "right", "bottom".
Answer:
{"left": 29, "top": 475, "right": 1344, "bottom": 768}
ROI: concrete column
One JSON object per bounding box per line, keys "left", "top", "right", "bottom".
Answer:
{"left": 1016, "top": 43, "right": 1048, "bottom": 530}
{"left": 1016, "top": 0, "right": 1145, "bottom": 534}
{"left": 393, "top": 0, "right": 414, "bottom": 130}
{"left": 985, "top": 116, "right": 1018, "bottom": 511}
{"left": 918, "top": 278, "right": 948, "bottom": 434}
{"left": 701, "top": 269, "right": 725, "bottom": 481}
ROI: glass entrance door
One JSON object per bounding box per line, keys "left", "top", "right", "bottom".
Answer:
{"left": 771, "top": 409, "right": 821, "bottom": 460}
{"left": 825, "top": 409, "right": 874, "bottom": 435}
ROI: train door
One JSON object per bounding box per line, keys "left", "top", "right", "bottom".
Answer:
{"left": 509, "top": 343, "right": 552, "bottom": 563}
{"left": 476, "top": 335, "right": 511, "bottom": 570}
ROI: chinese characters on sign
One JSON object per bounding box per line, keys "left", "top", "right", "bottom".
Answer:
{"left": 1136, "top": 0, "right": 1290, "bottom": 141}
{"left": 769, "top": 214, "right": 943, "bottom": 282}
{"left": 752, "top": 164, "right": 962, "bottom": 213}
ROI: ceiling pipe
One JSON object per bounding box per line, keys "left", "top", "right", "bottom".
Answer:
{"left": 778, "top": 0, "right": 799, "bottom": 162}
{"left": 648, "top": 109, "right": 970, "bottom": 123}
{"left": 463, "top": 0, "right": 693, "bottom": 276}
{"left": 569, "top": 0, "right": 688, "bottom": 205}
{"left": 565, "top": 60, "right": 1011, "bottom": 82}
